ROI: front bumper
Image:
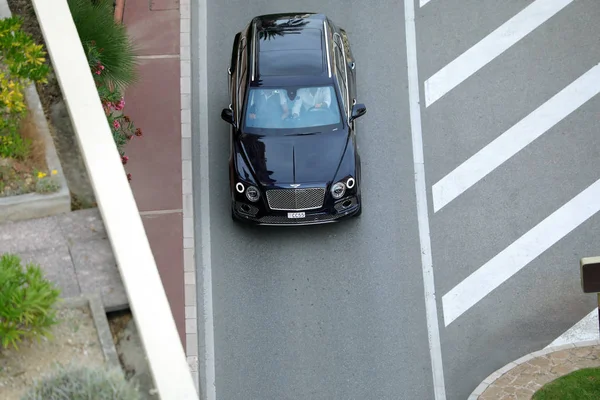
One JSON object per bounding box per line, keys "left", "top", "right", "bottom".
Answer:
{"left": 232, "top": 195, "right": 361, "bottom": 226}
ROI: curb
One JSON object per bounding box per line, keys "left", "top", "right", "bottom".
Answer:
{"left": 468, "top": 340, "right": 600, "bottom": 399}
{"left": 60, "top": 294, "right": 121, "bottom": 369}
{"left": 0, "top": 2, "right": 71, "bottom": 223}
{"left": 178, "top": 0, "right": 199, "bottom": 393}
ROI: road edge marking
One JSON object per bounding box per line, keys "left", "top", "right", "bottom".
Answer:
{"left": 179, "top": 0, "right": 203, "bottom": 394}
{"left": 404, "top": 0, "right": 447, "bottom": 399}
{"left": 190, "top": 0, "right": 216, "bottom": 399}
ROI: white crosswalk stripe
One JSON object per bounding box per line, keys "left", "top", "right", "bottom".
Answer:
{"left": 442, "top": 178, "right": 600, "bottom": 326}
{"left": 422, "top": 0, "right": 600, "bottom": 333}
{"left": 547, "top": 309, "right": 599, "bottom": 347}
{"left": 424, "top": 0, "right": 574, "bottom": 107}
{"left": 432, "top": 62, "right": 600, "bottom": 213}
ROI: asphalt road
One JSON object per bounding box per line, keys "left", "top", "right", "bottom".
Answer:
{"left": 417, "top": 0, "right": 600, "bottom": 399}
{"left": 192, "top": 1, "right": 435, "bottom": 400}
{"left": 192, "top": 0, "right": 600, "bottom": 399}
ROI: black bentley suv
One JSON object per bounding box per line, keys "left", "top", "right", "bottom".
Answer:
{"left": 220, "top": 13, "right": 367, "bottom": 226}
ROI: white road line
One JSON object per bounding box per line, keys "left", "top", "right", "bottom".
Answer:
{"left": 420, "top": 0, "right": 432, "bottom": 7}
{"left": 432, "top": 62, "right": 600, "bottom": 213}
{"left": 192, "top": 0, "right": 216, "bottom": 398}
{"left": 442, "top": 178, "right": 600, "bottom": 327}
{"left": 404, "top": 1, "right": 447, "bottom": 399}
{"left": 424, "top": 0, "right": 574, "bottom": 107}
{"left": 546, "top": 309, "right": 599, "bottom": 347}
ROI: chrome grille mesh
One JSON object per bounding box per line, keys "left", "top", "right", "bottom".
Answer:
{"left": 266, "top": 188, "right": 325, "bottom": 211}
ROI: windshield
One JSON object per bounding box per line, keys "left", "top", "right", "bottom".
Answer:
{"left": 243, "top": 85, "right": 342, "bottom": 134}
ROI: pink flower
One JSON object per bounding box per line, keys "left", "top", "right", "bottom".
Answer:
{"left": 114, "top": 98, "right": 125, "bottom": 111}
{"left": 95, "top": 63, "right": 105, "bottom": 75}
{"left": 121, "top": 155, "right": 129, "bottom": 165}
{"left": 113, "top": 120, "right": 121, "bottom": 129}
{"left": 127, "top": 173, "right": 132, "bottom": 181}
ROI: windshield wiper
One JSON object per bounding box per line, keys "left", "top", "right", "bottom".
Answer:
{"left": 284, "top": 131, "right": 320, "bottom": 136}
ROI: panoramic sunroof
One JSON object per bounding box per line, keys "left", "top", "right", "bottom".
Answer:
{"left": 258, "top": 50, "right": 323, "bottom": 76}
{"left": 258, "top": 28, "right": 322, "bottom": 52}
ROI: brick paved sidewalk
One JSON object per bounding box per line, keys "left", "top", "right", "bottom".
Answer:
{"left": 119, "top": 0, "right": 195, "bottom": 362}
{"left": 470, "top": 340, "right": 600, "bottom": 399}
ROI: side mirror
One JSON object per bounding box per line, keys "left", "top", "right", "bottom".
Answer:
{"left": 350, "top": 103, "right": 366, "bottom": 122}
{"left": 221, "top": 108, "right": 235, "bottom": 125}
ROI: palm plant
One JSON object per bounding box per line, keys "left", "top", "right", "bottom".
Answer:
{"left": 257, "top": 17, "right": 310, "bottom": 41}
{"left": 67, "top": 0, "right": 138, "bottom": 92}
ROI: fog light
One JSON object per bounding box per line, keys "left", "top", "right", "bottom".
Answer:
{"left": 246, "top": 186, "right": 260, "bottom": 202}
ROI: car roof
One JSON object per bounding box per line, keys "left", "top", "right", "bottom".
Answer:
{"left": 248, "top": 13, "right": 334, "bottom": 87}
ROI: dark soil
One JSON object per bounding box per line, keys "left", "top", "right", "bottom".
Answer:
{"left": 107, "top": 308, "right": 133, "bottom": 346}
{"left": 7, "top": 0, "right": 97, "bottom": 210}
{"left": 107, "top": 309, "right": 157, "bottom": 399}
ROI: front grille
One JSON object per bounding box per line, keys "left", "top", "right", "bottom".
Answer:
{"left": 266, "top": 188, "right": 325, "bottom": 211}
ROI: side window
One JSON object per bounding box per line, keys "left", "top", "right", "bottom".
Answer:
{"left": 236, "top": 40, "right": 247, "bottom": 120}
{"left": 334, "top": 44, "right": 348, "bottom": 117}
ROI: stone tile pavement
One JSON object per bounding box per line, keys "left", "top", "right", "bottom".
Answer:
{"left": 0, "top": 208, "right": 127, "bottom": 312}
{"left": 470, "top": 340, "right": 600, "bottom": 399}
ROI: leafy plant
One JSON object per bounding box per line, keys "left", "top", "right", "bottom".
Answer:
{"left": 67, "top": 0, "right": 138, "bottom": 91}
{"left": 0, "top": 16, "right": 49, "bottom": 160}
{"left": 0, "top": 253, "right": 61, "bottom": 351}
{"left": 66, "top": 0, "right": 141, "bottom": 181}
{"left": 0, "top": 119, "right": 31, "bottom": 160}
{"left": 0, "top": 17, "right": 49, "bottom": 86}
{"left": 21, "top": 365, "right": 142, "bottom": 400}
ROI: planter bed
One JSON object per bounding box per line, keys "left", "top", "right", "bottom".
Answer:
{"left": 6, "top": 0, "right": 97, "bottom": 212}
{"left": 0, "top": 295, "right": 120, "bottom": 400}
{"left": 6, "top": 0, "right": 142, "bottom": 213}
{"left": 0, "top": 5, "right": 71, "bottom": 222}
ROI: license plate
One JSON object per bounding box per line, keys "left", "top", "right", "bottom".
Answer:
{"left": 287, "top": 212, "right": 305, "bottom": 219}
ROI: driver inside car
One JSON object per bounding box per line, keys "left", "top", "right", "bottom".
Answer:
{"left": 247, "top": 89, "right": 290, "bottom": 126}
{"left": 291, "top": 86, "right": 332, "bottom": 118}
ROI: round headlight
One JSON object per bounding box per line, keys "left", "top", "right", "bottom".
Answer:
{"left": 246, "top": 185, "right": 260, "bottom": 202}
{"left": 331, "top": 182, "right": 346, "bottom": 199}
{"left": 346, "top": 177, "right": 355, "bottom": 189}
{"left": 235, "top": 182, "right": 245, "bottom": 193}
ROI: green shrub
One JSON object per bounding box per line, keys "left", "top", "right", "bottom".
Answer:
{"left": 0, "top": 119, "right": 31, "bottom": 160}
{"left": 21, "top": 365, "right": 142, "bottom": 400}
{"left": 67, "top": 0, "right": 138, "bottom": 91}
{"left": 66, "top": 0, "right": 142, "bottom": 181}
{"left": 0, "top": 16, "right": 49, "bottom": 160}
{"left": 0, "top": 253, "right": 61, "bottom": 350}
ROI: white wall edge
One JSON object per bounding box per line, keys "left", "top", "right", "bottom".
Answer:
{"left": 30, "top": 0, "right": 198, "bottom": 398}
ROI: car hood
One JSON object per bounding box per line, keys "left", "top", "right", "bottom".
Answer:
{"left": 239, "top": 131, "right": 349, "bottom": 186}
